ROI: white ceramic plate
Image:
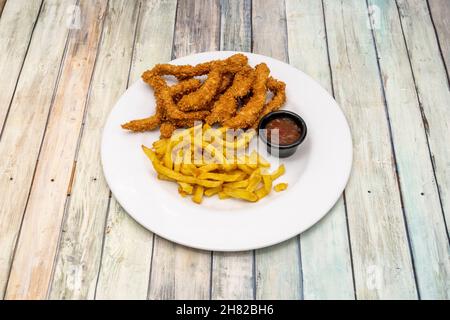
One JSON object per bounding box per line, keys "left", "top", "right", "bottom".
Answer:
{"left": 101, "top": 51, "right": 352, "bottom": 251}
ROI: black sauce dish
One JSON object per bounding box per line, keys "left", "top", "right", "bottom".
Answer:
{"left": 257, "top": 110, "right": 307, "bottom": 158}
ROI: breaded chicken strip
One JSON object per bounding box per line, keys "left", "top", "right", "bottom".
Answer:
{"left": 177, "top": 67, "right": 223, "bottom": 111}
{"left": 150, "top": 53, "right": 248, "bottom": 78}
{"left": 223, "top": 63, "right": 270, "bottom": 129}
{"left": 252, "top": 77, "right": 286, "bottom": 129}
{"left": 206, "top": 66, "right": 255, "bottom": 125}
{"left": 122, "top": 77, "right": 201, "bottom": 132}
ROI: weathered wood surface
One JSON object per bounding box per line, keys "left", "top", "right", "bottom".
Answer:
{"left": 285, "top": 0, "right": 355, "bottom": 300}
{"left": 49, "top": 0, "right": 141, "bottom": 300}
{"left": 427, "top": 0, "right": 450, "bottom": 79}
{"left": 148, "top": 0, "right": 220, "bottom": 300}
{"left": 96, "top": 0, "right": 177, "bottom": 300}
{"left": 396, "top": 0, "right": 450, "bottom": 236}
{"left": 211, "top": 0, "right": 254, "bottom": 300}
{"left": 252, "top": 0, "right": 302, "bottom": 300}
{"left": 0, "top": 0, "right": 449, "bottom": 300}
{"left": 0, "top": 0, "right": 76, "bottom": 298}
{"left": 369, "top": 0, "right": 450, "bottom": 300}
{"left": 0, "top": 0, "right": 42, "bottom": 132}
{"left": 5, "top": 0, "right": 108, "bottom": 300}
{"left": 323, "top": 0, "right": 417, "bottom": 299}
{"left": 0, "top": 0, "right": 7, "bottom": 17}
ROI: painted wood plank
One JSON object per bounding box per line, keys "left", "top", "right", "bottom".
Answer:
{"left": 148, "top": 0, "right": 220, "bottom": 300}
{"left": 0, "top": 0, "right": 7, "bottom": 17}
{"left": 369, "top": 0, "right": 450, "bottom": 300}
{"left": 252, "top": 0, "right": 302, "bottom": 300}
{"left": 0, "top": 0, "right": 75, "bottom": 298}
{"left": 49, "top": 0, "right": 140, "bottom": 300}
{"left": 95, "top": 0, "right": 178, "bottom": 300}
{"left": 5, "top": 0, "right": 107, "bottom": 300}
{"left": 219, "top": 0, "right": 251, "bottom": 52}
{"left": 285, "top": 0, "right": 355, "bottom": 300}
{"left": 211, "top": 0, "right": 254, "bottom": 301}
{"left": 0, "top": 0, "right": 42, "bottom": 132}
{"left": 396, "top": 0, "right": 450, "bottom": 237}
{"left": 427, "top": 0, "right": 450, "bottom": 78}
{"left": 322, "top": 0, "right": 417, "bottom": 299}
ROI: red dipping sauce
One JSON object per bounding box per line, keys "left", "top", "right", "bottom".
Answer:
{"left": 265, "top": 117, "right": 301, "bottom": 145}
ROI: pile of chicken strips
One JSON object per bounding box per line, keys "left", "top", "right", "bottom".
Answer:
{"left": 121, "top": 53, "right": 286, "bottom": 138}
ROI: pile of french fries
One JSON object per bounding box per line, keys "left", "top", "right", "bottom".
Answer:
{"left": 142, "top": 124, "right": 287, "bottom": 204}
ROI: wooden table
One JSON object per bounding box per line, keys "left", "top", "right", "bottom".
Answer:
{"left": 0, "top": 0, "right": 449, "bottom": 300}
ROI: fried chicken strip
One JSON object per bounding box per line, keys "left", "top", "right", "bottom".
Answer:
{"left": 177, "top": 67, "right": 223, "bottom": 111}
{"left": 223, "top": 63, "right": 270, "bottom": 129}
{"left": 252, "top": 77, "right": 286, "bottom": 129}
{"left": 150, "top": 53, "right": 248, "bottom": 78}
{"left": 122, "top": 77, "right": 202, "bottom": 132}
{"left": 206, "top": 66, "right": 255, "bottom": 125}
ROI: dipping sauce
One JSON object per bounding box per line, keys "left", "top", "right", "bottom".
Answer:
{"left": 265, "top": 117, "right": 301, "bottom": 145}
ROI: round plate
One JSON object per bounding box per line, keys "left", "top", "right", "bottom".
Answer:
{"left": 101, "top": 51, "right": 352, "bottom": 251}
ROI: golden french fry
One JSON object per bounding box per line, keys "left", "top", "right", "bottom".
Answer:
{"left": 274, "top": 183, "right": 288, "bottom": 192}
{"left": 262, "top": 174, "right": 273, "bottom": 192}
{"left": 218, "top": 191, "right": 230, "bottom": 199}
{"left": 198, "top": 163, "right": 220, "bottom": 172}
{"left": 178, "top": 182, "right": 194, "bottom": 194}
{"left": 222, "top": 187, "right": 258, "bottom": 202}
{"left": 255, "top": 186, "right": 269, "bottom": 200}
{"left": 143, "top": 124, "right": 287, "bottom": 204}
{"left": 192, "top": 185, "right": 204, "bottom": 204}
{"left": 157, "top": 174, "right": 175, "bottom": 181}
{"left": 246, "top": 169, "right": 261, "bottom": 192}
{"left": 224, "top": 179, "right": 249, "bottom": 188}
{"left": 174, "top": 149, "right": 183, "bottom": 172}
{"left": 271, "top": 164, "right": 285, "bottom": 180}
{"left": 142, "top": 146, "right": 223, "bottom": 188}
{"left": 198, "top": 172, "right": 242, "bottom": 182}
{"left": 204, "top": 187, "right": 221, "bottom": 197}
{"left": 237, "top": 164, "right": 254, "bottom": 175}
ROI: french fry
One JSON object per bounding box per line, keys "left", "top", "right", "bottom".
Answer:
{"left": 178, "top": 182, "right": 194, "bottom": 194}
{"left": 224, "top": 179, "right": 249, "bottom": 188}
{"left": 271, "top": 164, "right": 286, "bottom": 180}
{"left": 223, "top": 188, "right": 258, "bottom": 202}
{"left": 198, "top": 163, "right": 220, "bottom": 172}
{"left": 274, "top": 183, "right": 288, "bottom": 192}
{"left": 142, "top": 124, "right": 287, "bottom": 204}
{"left": 255, "top": 186, "right": 269, "bottom": 200}
{"left": 204, "top": 187, "right": 221, "bottom": 197}
{"left": 174, "top": 149, "right": 183, "bottom": 172}
{"left": 192, "top": 185, "right": 204, "bottom": 204}
{"left": 142, "top": 146, "right": 223, "bottom": 188}
{"left": 198, "top": 172, "right": 242, "bottom": 182}
{"left": 218, "top": 191, "right": 230, "bottom": 199}
{"left": 246, "top": 169, "right": 261, "bottom": 192}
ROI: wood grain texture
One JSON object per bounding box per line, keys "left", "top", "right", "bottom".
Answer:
{"left": 0, "top": 0, "right": 42, "bottom": 132}
{"left": 5, "top": 0, "right": 107, "bottom": 299}
{"left": 172, "top": 0, "right": 220, "bottom": 57}
{"left": 95, "top": 0, "right": 178, "bottom": 300}
{"left": 427, "top": 0, "right": 450, "bottom": 78}
{"left": 323, "top": 0, "right": 417, "bottom": 299}
{"left": 396, "top": 0, "right": 450, "bottom": 237}
{"left": 220, "top": 0, "right": 251, "bottom": 52}
{"left": 0, "top": 0, "right": 75, "bottom": 298}
{"left": 0, "top": 0, "right": 7, "bottom": 17}
{"left": 49, "top": 0, "right": 140, "bottom": 300}
{"left": 147, "top": 0, "right": 220, "bottom": 300}
{"left": 211, "top": 0, "right": 254, "bottom": 300}
{"left": 369, "top": 0, "right": 450, "bottom": 300}
{"left": 252, "top": 0, "right": 302, "bottom": 300}
{"left": 285, "top": 0, "right": 355, "bottom": 300}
